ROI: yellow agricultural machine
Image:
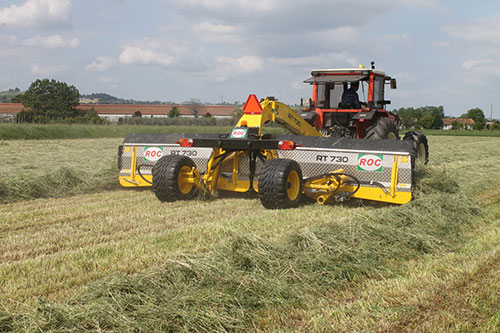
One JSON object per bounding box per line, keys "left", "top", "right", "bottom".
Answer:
{"left": 118, "top": 65, "right": 428, "bottom": 208}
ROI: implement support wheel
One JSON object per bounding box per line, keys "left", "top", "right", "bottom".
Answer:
{"left": 152, "top": 155, "right": 196, "bottom": 202}
{"left": 403, "top": 131, "right": 429, "bottom": 165}
{"left": 258, "top": 159, "right": 303, "bottom": 209}
{"left": 365, "top": 117, "right": 399, "bottom": 140}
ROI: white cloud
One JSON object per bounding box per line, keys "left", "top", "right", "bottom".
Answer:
{"left": 30, "top": 63, "right": 67, "bottom": 76}
{"left": 119, "top": 46, "right": 174, "bottom": 66}
{"left": 431, "top": 41, "right": 451, "bottom": 48}
{"left": 119, "top": 40, "right": 193, "bottom": 68}
{"left": 461, "top": 58, "right": 494, "bottom": 70}
{"left": 192, "top": 21, "right": 241, "bottom": 43}
{"left": 442, "top": 14, "right": 500, "bottom": 46}
{"left": 0, "top": 0, "right": 71, "bottom": 29}
{"left": 172, "top": 0, "right": 281, "bottom": 11}
{"left": 192, "top": 21, "right": 236, "bottom": 35}
{"left": 86, "top": 56, "right": 115, "bottom": 71}
{"left": 216, "top": 55, "right": 263, "bottom": 74}
{"left": 20, "top": 34, "right": 80, "bottom": 48}
{"left": 211, "top": 55, "right": 264, "bottom": 81}
{"left": 270, "top": 52, "right": 348, "bottom": 68}
{"left": 99, "top": 75, "right": 119, "bottom": 89}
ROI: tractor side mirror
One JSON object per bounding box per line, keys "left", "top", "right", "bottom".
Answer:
{"left": 390, "top": 78, "right": 397, "bottom": 89}
{"left": 301, "top": 98, "right": 312, "bottom": 109}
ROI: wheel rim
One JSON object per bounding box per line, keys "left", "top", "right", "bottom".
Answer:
{"left": 286, "top": 170, "right": 300, "bottom": 201}
{"left": 178, "top": 165, "right": 194, "bottom": 194}
{"left": 387, "top": 132, "right": 398, "bottom": 140}
{"left": 417, "top": 143, "right": 426, "bottom": 161}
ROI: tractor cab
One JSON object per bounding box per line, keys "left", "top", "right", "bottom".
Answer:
{"left": 301, "top": 64, "right": 398, "bottom": 138}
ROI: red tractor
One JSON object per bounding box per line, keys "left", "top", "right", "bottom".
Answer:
{"left": 301, "top": 62, "right": 401, "bottom": 139}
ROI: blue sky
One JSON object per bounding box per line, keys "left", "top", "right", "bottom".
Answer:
{"left": 0, "top": 0, "right": 499, "bottom": 117}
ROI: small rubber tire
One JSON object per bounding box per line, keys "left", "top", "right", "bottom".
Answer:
{"left": 403, "top": 131, "right": 429, "bottom": 165}
{"left": 365, "top": 117, "right": 399, "bottom": 140}
{"left": 258, "top": 159, "right": 303, "bottom": 209}
{"left": 152, "top": 155, "right": 196, "bottom": 202}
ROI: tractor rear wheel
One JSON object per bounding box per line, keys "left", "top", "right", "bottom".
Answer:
{"left": 365, "top": 117, "right": 399, "bottom": 140}
{"left": 152, "top": 155, "right": 196, "bottom": 202}
{"left": 258, "top": 159, "right": 303, "bottom": 209}
{"left": 403, "top": 131, "right": 429, "bottom": 165}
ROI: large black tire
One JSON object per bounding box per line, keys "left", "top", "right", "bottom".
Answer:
{"left": 258, "top": 159, "right": 303, "bottom": 209}
{"left": 403, "top": 131, "right": 429, "bottom": 165}
{"left": 365, "top": 117, "right": 399, "bottom": 140}
{"left": 152, "top": 155, "right": 196, "bottom": 202}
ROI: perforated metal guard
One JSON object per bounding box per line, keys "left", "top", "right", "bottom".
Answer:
{"left": 120, "top": 144, "right": 412, "bottom": 192}
{"left": 278, "top": 148, "right": 412, "bottom": 192}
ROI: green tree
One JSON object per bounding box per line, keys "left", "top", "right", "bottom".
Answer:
{"left": 11, "top": 93, "right": 24, "bottom": 103}
{"left": 395, "top": 107, "right": 422, "bottom": 129}
{"left": 397, "top": 106, "right": 443, "bottom": 129}
{"left": 451, "top": 120, "right": 464, "bottom": 130}
{"left": 21, "top": 79, "right": 80, "bottom": 121}
{"left": 462, "top": 108, "right": 485, "bottom": 130}
{"left": 168, "top": 106, "right": 180, "bottom": 118}
{"left": 187, "top": 97, "right": 201, "bottom": 118}
{"left": 231, "top": 107, "right": 244, "bottom": 124}
{"left": 415, "top": 106, "right": 444, "bottom": 129}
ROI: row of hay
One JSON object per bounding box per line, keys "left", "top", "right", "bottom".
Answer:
{"left": 2, "top": 166, "right": 483, "bottom": 331}
{"left": 0, "top": 167, "right": 118, "bottom": 204}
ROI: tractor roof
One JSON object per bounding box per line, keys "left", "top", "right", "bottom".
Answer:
{"left": 304, "top": 68, "right": 387, "bottom": 84}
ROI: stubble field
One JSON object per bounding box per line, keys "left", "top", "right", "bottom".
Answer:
{"left": 0, "top": 135, "right": 499, "bottom": 331}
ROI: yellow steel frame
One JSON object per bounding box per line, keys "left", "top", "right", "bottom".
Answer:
{"left": 236, "top": 97, "right": 322, "bottom": 137}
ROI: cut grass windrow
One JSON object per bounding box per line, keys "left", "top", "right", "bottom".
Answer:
{"left": 2, "top": 167, "right": 484, "bottom": 331}
{"left": 0, "top": 167, "right": 118, "bottom": 203}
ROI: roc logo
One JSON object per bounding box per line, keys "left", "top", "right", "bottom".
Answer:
{"left": 230, "top": 128, "right": 248, "bottom": 138}
{"left": 143, "top": 146, "right": 163, "bottom": 162}
{"left": 357, "top": 154, "right": 383, "bottom": 172}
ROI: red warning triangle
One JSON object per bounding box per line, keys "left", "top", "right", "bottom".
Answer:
{"left": 243, "top": 94, "right": 262, "bottom": 114}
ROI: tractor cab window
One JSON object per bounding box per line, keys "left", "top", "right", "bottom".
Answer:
{"left": 373, "top": 76, "right": 385, "bottom": 109}
{"left": 316, "top": 82, "right": 344, "bottom": 109}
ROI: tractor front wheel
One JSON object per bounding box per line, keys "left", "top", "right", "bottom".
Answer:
{"left": 258, "top": 159, "right": 303, "bottom": 209}
{"left": 152, "top": 155, "right": 196, "bottom": 202}
{"left": 365, "top": 117, "right": 399, "bottom": 140}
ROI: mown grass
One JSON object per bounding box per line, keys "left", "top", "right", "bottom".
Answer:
{"left": 267, "top": 188, "right": 500, "bottom": 332}
{"left": 1, "top": 177, "right": 482, "bottom": 331}
{"left": 0, "top": 136, "right": 499, "bottom": 331}
{"left": 0, "top": 138, "right": 121, "bottom": 203}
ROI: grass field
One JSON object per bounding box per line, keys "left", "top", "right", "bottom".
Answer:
{"left": 0, "top": 123, "right": 236, "bottom": 140}
{"left": 0, "top": 135, "right": 499, "bottom": 331}
{"left": 1, "top": 123, "right": 499, "bottom": 141}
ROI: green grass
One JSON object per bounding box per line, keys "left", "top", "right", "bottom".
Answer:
{"left": 0, "top": 136, "right": 500, "bottom": 331}
{"left": 0, "top": 123, "right": 237, "bottom": 140}
{"left": 0, "top": 138, "right": 121, "bottom": 203}
{"left": 409, "top": 128, "right": 500, "bottom": 137}
{"left": 1, "top": 123, "right": 499, "bottom": 141}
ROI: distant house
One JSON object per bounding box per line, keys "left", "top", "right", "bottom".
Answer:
{"left": 442, "top": 117, "right": 475, "bottom": 130}
{"left": 0, "top": 103, "right": 22, "bottom": 122}
{"left": 0, "top": 103, "right": 236, "bottom": 123}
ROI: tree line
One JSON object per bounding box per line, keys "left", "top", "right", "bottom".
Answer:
{"left": 12, "top": 79, "right": 241, "bottom": 125}
{"left": 395, "top": 106, "right": 489, "bottom": 130}
{"left": 10, "top": 78, "right": 493, "bottom": 129}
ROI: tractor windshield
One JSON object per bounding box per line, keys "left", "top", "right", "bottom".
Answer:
{"left": 315, "top": 80, "right": 367, "bottom": 109}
